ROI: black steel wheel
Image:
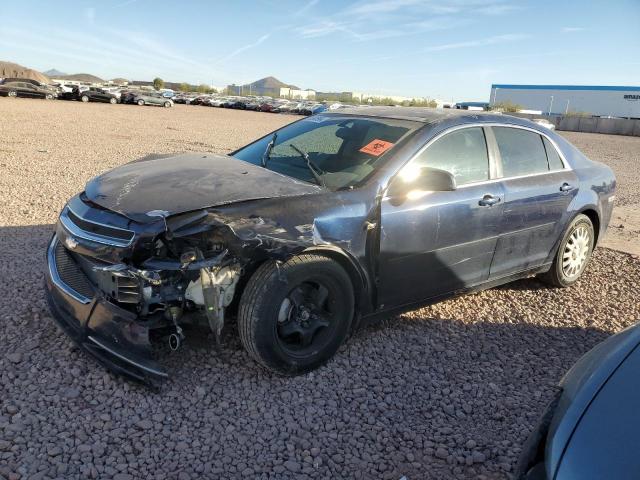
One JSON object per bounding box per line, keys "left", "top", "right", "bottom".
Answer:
{"left": 238, "top": 254, "right": 354, "bottom": 374}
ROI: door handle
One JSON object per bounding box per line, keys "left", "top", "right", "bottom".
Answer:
{"left": 560, "top": 182, "right": 574, "bottom": 192}
{"left": 478, "top": 194, "right": 501, "bottom": 207}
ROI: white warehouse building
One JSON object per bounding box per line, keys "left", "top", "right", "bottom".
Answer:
{"left": 490, "top": 84, "right": 640, "bottom": 118}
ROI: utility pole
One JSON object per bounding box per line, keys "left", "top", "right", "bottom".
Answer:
{"left": 548, "top": 95, "right": 554, "bottom": 115}
{"left": 492, "top": 87, "right": 499, "bottom": 106}
{"left": 565, "top": 99, "right": 570, "bottom": 115}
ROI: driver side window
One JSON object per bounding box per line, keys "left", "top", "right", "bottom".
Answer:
{"left": 411, "top": 127, "right": 490, "bottom": 185}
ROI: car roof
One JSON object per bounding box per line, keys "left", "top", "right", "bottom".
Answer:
{"left": 331, "top": 106, "right": 509, "bottom": 124}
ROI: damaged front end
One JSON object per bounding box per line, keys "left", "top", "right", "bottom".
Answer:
{"left": 46, "top": 198, "right": 249, "bottom": 386}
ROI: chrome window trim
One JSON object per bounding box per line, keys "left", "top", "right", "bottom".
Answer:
{"left": 396, "top": 122, "right": 572, "bottom": 190}
{"left": 61, "top": 206, "right": 134, "bottom": 248}
{"left": 47, "top": 235, "right": 92, "bottom": 305}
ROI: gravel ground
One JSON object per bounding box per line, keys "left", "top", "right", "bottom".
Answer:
{"left": 1, "top": 98, "right": 639, "bottom": 480}
{"left": 558, "top": 131, "right": 640, "bottom": 255}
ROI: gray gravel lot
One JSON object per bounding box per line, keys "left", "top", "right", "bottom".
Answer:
{"left": 1, "top": 99, "right": 639, "bottom": 480}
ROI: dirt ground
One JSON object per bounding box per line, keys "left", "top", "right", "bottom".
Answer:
{"left": 1, "top": 98, "right": 639, "bottom": 480}
{"left": 560, "top": 131, "right": 640, "bottom": 256}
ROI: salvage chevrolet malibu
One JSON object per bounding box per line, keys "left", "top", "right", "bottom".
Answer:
{"left": 45, "top": 108, "right": 616, "bottom": 384}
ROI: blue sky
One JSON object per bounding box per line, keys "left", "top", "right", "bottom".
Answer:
{"left": 1, "top": 0, "right": 639, "bottom": 100}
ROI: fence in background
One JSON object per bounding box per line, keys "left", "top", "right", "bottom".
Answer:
{"left": 507, "top": 112, "right": 640, "bottom": 137}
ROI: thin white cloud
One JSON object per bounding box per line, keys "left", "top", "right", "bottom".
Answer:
{"left": 426, "top": 33, "right": 530, "bottom": 51}
{"left": 562, "top": 27, "right": 585, "bottom": 33}
{"left": 213, "top": 33, "right": 272, "bottom": 64}
{"left": 297, "top": 0, "right": 521, "bottom": 42}
{"left": 294, "top": 0, "right": 319, "bottom": 17}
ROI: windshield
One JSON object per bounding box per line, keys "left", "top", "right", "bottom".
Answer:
{"left": 232, "top": 115, "right": 420, "bottom": 190}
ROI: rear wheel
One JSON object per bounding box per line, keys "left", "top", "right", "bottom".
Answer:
{"left": 45, "top": 93, "right": 54, "bottom": 100}
{"left": 81, "top": 95, "right": 89, "bottom": 102}
{"left": 7, "top": 90, "right": 17, "bottom": 97}
{"left": 539, "top": 214, "right": 595, "bottom": 287}
{"left": 238, "top": 254, "right": 354, "bottom": 375}
{"left": 137, "top": 99, "right": 144, "bottom": 106}
{"left": 109, "top": 97, "right": 117, "bottom": 104}
{"left": 164, "top": 101, "right": 171, "bottom": 108}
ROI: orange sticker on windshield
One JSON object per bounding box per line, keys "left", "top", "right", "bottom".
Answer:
{"left": 359, "top": 139, "right": 394, "bottom": 156}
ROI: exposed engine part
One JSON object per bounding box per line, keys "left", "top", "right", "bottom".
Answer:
{"left": 190, "top": 263, "right": 241, "bottom": 344}
{"left": 165, "top": 306, "right": 185, "bottom": 351}
{"left": 92, "top": 263, "right": 162, "bottom": 286}
{"left": 168, "top": 331, "right": 182, "bottom": 350}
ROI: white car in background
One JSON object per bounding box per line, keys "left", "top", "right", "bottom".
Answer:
{"left": 533, "top": 118, "right": 556, "bottom": 130}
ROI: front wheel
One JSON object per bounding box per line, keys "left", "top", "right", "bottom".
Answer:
{"left": 7, "top": 90, "right": 17, "bottom": 97}
{"left": 137, "top": 99, "right": 144, "bottom": 106}
{"left": 163, "top": 101, "right": 171, "bottom": 108}
{"left": 45, "top": 93, "right": 54, "bottom": 100}
{"left": 539, "top": 214, "right": 595, "bottom": 287}
{"left": 109, "top": 97, "right": 117, "bottom": 104}
{"left": 81, "top": 95, "right": 89, "bottom": 102}
{"left": 238, "top": 254, "right": 354, "bottom": 375}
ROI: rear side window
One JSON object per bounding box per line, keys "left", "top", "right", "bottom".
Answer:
{"left": 494, "top": 127, "right": 549, "bottom": 177}
{"left": 412, "top": 127, "right": 489, "bottom": 185}
{"left": 543, "top": 137, "right": 564, "bottom": 170}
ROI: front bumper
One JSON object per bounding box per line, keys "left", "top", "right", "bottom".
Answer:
{"left": 45, "top": 234, "right": 167, "bottom": 385}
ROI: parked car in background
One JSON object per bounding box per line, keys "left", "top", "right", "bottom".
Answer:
{"left": 80, "top": 87, "right": 119, "bottom": 104}
{"left": 244, "top": 99, "right": 261, "bottom": 110}
{"left": 45, "top": 108, "right": 615, "bottom": 384}
{"left": 516, "top": 322, "right": 640, "bottom": 480}
{"left": 130, "top": 91, "right": 173, "bottom": 107}
{"left": 0, "top": 80, "right": 57, "bottom": 99}
{"left": 534, "top": 118, "right": 556, "bottom": 130}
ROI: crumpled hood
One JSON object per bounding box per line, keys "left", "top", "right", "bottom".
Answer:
{"left": 85, "top": 153, "right": 321, "bottom": 223}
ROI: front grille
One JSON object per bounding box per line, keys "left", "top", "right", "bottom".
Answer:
{"left": 67, "top": 209, "right": 134, "bottom": 242}
{"left": 54, "top": 240, "right": 95, "bottom": 300}
{"left": 60, "top": 207, "right": 134, "bottom": 247}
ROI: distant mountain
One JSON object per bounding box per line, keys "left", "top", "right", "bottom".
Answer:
{"left": 43, "top": 69, "right": 67, "bottom": 77}
{"left": 56, "top": 73, "right": 105, "bottom": 83}
{"left": 246, "top": 76, "right": 300, "bottom": 90}
{"left": 0, "top": 61, "right": 51, "bottom": 84}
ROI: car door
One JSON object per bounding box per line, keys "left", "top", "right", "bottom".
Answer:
{"left": 488, "top": 126, "right": 579, "bottom": 279}
{"left": 377, "top": 126, "right": 505, "bottom": 309}
{"left": 17, "top": 83, "right": 33, "bottom": 97}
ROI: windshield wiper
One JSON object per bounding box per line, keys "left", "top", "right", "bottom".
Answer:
{"left": 289, "top": 143, "right": 326, "bottom": 188}
{"left": 261, "top": 132, "right": 277, "bottom": 168}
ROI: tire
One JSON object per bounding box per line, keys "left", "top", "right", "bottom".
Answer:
{"left": 7, "top": 90, "right": 17, "bottom": 97}
{"left": 539, "top": 214, "right": 595, "bottom": 288}
{"left": 164, "top": 101, "right": 171, "bottom": 108}
{"left": 45, "top": 94, "right": 54, "bottom": 100}
{"left": 137, "top": 99, "right": 144, "bottom": 106}
{"left": 109, "top": 97, "right": 117, "bottom": 104}
{"left": 81, "top": 95, "right": 89, "bottom": 102}
{"left": 238, "top": 254, "right": 355, "bottom": 375}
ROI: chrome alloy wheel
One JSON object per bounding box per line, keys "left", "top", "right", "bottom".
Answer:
{"left": 562, "top": 225, "right": 590, "bottom": 279}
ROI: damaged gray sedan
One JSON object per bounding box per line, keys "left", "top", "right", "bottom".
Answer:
{"left": 45, "top": 107, "right": 615, "bottom": 384}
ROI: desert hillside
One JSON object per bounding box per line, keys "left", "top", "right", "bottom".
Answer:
{"left": 0, "top": 61, "right": 50, "bottom": 83}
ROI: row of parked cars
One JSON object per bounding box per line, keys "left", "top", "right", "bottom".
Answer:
{"left": 0, "top": 78, "right": 174, "bottom": 107}
{"left": 0, "top": 77, "right": 353, "bottom": 115}
{"left": 173, "top": 94, "right": 345, "bottom": 116}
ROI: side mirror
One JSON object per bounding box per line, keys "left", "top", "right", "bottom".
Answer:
{"left": 387, "top": 166, "right": 457, "bottom": 199}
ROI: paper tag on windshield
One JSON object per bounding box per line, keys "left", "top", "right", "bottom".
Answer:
{"left": 359, "top": 139, "right": 394, "bottom": 156}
